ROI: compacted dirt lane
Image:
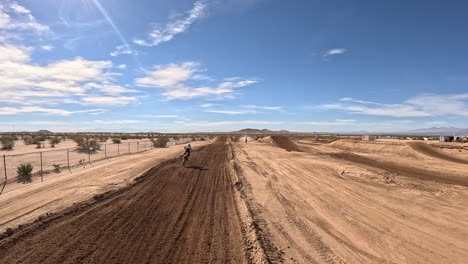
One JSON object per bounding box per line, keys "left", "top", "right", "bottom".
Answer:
{"left": 0, "top": 137, "right": 248, "bottom": 264}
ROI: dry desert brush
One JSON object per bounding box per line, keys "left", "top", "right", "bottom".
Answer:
{"left": 0, "top": 135, "right": 15, "bottom": 150}
{"left": 17, "top": 163, "right": 33, "bottom": 184}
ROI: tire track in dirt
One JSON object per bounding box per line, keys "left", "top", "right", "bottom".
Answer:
{"left": 0, "top": 137, "right": 253, "bottom": 264}
{"left": 407, "top": 142, "right": 468, "bottom": 165}
{"left": 329, "top": 152, "right": 468, "bottom": 187}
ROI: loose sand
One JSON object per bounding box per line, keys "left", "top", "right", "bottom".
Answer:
{"left": 232, "top": 139, "right": 468, "bottom": 263}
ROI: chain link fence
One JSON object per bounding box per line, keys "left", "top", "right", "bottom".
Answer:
{"left": 0, "top": 140, "right": 154, "bottom": 195}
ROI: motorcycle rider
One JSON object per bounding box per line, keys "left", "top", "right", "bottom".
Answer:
{"left": 183, "top": 144, "right": 192, "bottom": 159}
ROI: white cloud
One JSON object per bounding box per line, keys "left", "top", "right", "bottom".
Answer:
{"left": 0, "top": 1, "right": 51, "bottom": 42}
{"left": 117, "top": 64, "right": 127, "bottom": 69}
{"left": 0, "top": 106, "right": 106, "bottom": 116}
{"left": 177, "top": 120, "right": 282, "bottom": 127}
{"left": 298, "top": 119, "right": 357, "bottom": 126}
{"left": 93, "top": 120, "right": 142, "bottom": 124}
{"left": 110, "top": 44, "right": 137, "bottom": 56}
{"left": 241, "top": 105, "right": 283, "bottom": 111}
{"left": 322, "top": 48, "right": 347, "bottom": 60}
{"left": 316, "top": 94, "right": 468, "bottom": 117}
{"left": 41, "top": 45, "right": 54, "bottom": 51}
{"left": 81, "top": 96, "right": 138, "bottom": 106}
{"left": 0, "top": 44, "right": 138, "bottom": 107}
{"left": 205, "top": 109, "right": 256, "bottom": 115}
{"left": 135, "top": 62, "right": 256, "bottom": 100}
{"left": 200, "top": 103, "right": 217, "bottom": 108}
{"left": 151, "top": 115, "right": 179, "bottom": 118}
{"left": 134, "top": 0, "right": 207, "bottom": 46}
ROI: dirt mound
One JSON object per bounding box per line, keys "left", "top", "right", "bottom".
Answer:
{"left": 257, "top": 136, "right": 273, "bottom": 143}
{"left": 329, "top": 140, "right": 423, "bottom": 158}
{"left": 407, "top": 142, "right": 468, "bottom": 165}
{"left": 0, "top": 137, "right": 251, "bottom": 263}
{"left": 271, "top": 136, "right": 302, "bottom": 152}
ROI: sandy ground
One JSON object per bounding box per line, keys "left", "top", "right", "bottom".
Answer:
{"left": 0, "top": 137, "right": 254, "bottom": 263}
{"left": 232, "top": 137, "right": 468, "bottom": 263}
{"left": 0, "top": 140, "right": 211, "bottom": 232}
{"left": 0, "top": 138, "right": 194, "bottom": 183}
{"left": 1, "top": 136, "right": 468, "bottom": 263}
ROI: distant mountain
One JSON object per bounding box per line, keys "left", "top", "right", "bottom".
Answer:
{"left": 232, "top": 128, "right": 290, "bottom": 134}
{"left": 37, "top": 129, "right": 52, "bottom": 133}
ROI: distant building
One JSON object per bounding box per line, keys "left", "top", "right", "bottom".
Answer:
{"left": 362, "top": 135, "right": 377, "bottom": 141}
{"left": 440, "top": 136, "right": 454, "bottom": 142}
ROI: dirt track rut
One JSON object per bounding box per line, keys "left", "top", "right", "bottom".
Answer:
{"left": 0, "top": 137, "right": 249, "bottom": 263}
{"left": 407, "top": 142, "right": 468, "bottom": 165}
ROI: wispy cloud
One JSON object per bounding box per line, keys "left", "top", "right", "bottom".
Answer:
{"left": 0, "top": 1, "right": 51, "bottom": 42}
{"left": 200, "top": 103, "right": 217, "bottom": 108}
{"left": 315, "top": 94, "right": 468, "bottom": 117}
{"left": 110, "top": 44, "right": 137, "bottom": 57}
{"left": 134, "top": 0, "right": 207, "bottom": 47}
{"left": 135, "top": 62, "right": 256, "bottom": 100}
{"left": 241, "top": 105, "right": 283, "bottom": 111}
{"left": 141, "top": 114, "right": 179, "bottom": 118}
{"left": 322, "top": 48, "right": 347, "bottom": 60}
{"left": 81, "top": 96, "right": 138, "bottom": 106}
{"left": 176, "top": 120, "right": 282, "bottom": 127}
{"left": 93, "top": 120, "right": 142, "bottom": 124}
{"left": 40, "top": 45, "right": 54, "bottom": 51}
{"left": 117, "top": 64, "right": 127, "bottom": 69}
{"left": 205, "top": 109, "right": 256, "bottom": 115}
{"left": 298, "top": 119, "right": 356, "bottom": 126}
{"left": 0, "top": 106, "right": 107, "bottom": 116}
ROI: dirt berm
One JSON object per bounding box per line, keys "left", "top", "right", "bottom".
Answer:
{"left": 270, "top": 136, "right": 302, "bottom": 152}
{"left": 0, "top": 137, "right": 257, "bottom": 263}
{"left": 407, "top": 142, "right": 468, "bottom": 165}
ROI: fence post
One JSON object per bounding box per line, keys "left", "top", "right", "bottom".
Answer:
{"left": 105, "top": 144, "right": 107, "bottom": 159}
{"left": 128, "top": 142, "right": 130, "bottom": 154}
{"left": 88, "top": 146, "right": 91, "bottom": 163}
{"left": 0, "top": 155, "right": 7, "bottom": 195}
{"left": 137, "top": 142, "right": 139, "bottom": 152}
{"left": 144, "top": 141, "right": 146, "bottom": 151}
{"left": 67, "top": 148, "right": 71, "bottom": 173}
{"left": 40, "top": 152, "right": 43, "bottom": 182}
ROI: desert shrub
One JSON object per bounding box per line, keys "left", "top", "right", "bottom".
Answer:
{"left": 53, "top": 164, "right": 61, "bottom": 173}
{"left": 98, "top": 136, "right": 108, "bottom": 142}
{"left": 121, "top": 135, "right": 129, "bottom": 140}
{"left": 0, "top": 136, "right": 15, "bottom": 150}
{"left": 16, "top": 163, "right": 33, "bottom": 184}
{"left": 200, "top": 137, "right": 205, "bottom": 141}
{"left": 23, "top": 135, "right": 33, "bottom": 145}
{"left": 151, "top": 137, "right": 169, "bottom": 148}
{"left": 49, "top": 136, "right": 61, "bottom": 147}
{"left": 74, "top": 137, "right": 101, "bottom": 153}
{"left": 36, "top": 142, "right": 42, "bottom": 149}
{"left": 112, "top": 138, "right": 121, "bottom": 144}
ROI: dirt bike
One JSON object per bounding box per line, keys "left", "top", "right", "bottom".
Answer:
{"left": 182, "top": 153, "right": 190, "bottom": 166}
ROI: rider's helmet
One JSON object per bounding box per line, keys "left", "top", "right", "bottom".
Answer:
{"left": 188, "top": 144, "right": 191, "bottom": 147}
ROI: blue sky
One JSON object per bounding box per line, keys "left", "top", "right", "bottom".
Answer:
{"left": 1, "top": 0, "right": 468, "bottom": 132}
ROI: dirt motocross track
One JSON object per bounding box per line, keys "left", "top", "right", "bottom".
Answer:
{"left": 0, "top": 137, "right": 253, "bottom": 264}
{"left": 407, "top": 142, "right": 468, "bottom": 165}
